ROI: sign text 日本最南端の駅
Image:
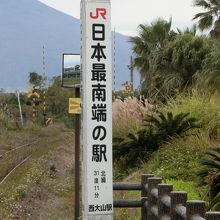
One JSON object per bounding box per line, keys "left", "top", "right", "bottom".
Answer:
{"left": 81, "top": 0, "right": 113, "bottom": 217}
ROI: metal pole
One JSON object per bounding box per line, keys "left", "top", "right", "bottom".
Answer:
{"left": 42, "top": 46, "right": 47, "bottom": 124}
{"left": 32, "top": 97, "right": 36, "bottom": 123}
{"left": 75, "top": 86, "right": 81, "bottom": 220}
{"left": 113, "top": 28, "right": 116, "bottom": 99}
{"left": 16, "top": 90, "right": 24, "bottom": 127}
{"left": 130, "top": 56, "right": 134, "bottom": 95}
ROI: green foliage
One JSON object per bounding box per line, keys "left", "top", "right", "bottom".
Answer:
{"left": 165, "top": 179, "right": 202, "bottom": 200}
{"left": 176, "top": 25, "right": 197, "bottom": 36}
{"left": 209, "top": 192, "right": 220, "bottom": 211}
{"left": 195, "top": 42, "right": 220, "bottom": 92}
{"left": 193, "top": 0, "right": 220, "bottom": 38}
{"left": 29, "top": 72, "right": 43, "bottom": 87}
{"left": 0, "top": 93, "right": 21, "bottom": 131}
{"left": 163, "top": 93, "right": 220, "bottom": 138}
{"left": 152, "top": 35, "right": 211, "bottom": 99}
{"left": 199, "top": 147, "right": 220, "bottom": 210}
{"left": 129, "top": 18, "right": 176, "bottom": 92}
{"left": 113, "top": 129, "right": 156, "bottom": 167}
{"left": 145, "top": 112, "right": 199, "bottom": 139}
{"left": 14, "top": 184, "right": 28, "bottom": 200}
{"left": 113, "top": 112, "right": 198, "bottom": 168}
{"left": 46, "top": 76, "right": 74, "bottom": 128}
{"left": 142, "top": 131, "right": 210, "bottom": 181}
{"left": 130, "top": 16, "right": 213, "bottom": 101}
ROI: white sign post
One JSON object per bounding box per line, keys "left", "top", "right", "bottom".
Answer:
{"left": 81, "top": 0, "right": 113, "bottom": 219}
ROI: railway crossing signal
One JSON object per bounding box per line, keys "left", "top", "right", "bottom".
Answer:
{"left": 27, "top": 86, "right": 40, "bottom": 99}
{"left": 122, "top": 81, "right": 132, "bottom": 94}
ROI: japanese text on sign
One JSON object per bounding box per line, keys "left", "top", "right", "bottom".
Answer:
{"left": 82, "top": 1, "right": 113, "bottom": 216}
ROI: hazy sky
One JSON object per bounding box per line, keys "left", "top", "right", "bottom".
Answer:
{"left": 38, "top": 0, "right": 200, "bottom": 36}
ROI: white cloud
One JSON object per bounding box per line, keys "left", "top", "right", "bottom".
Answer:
{"left": 38, "top": 0, "right": 201, "bottom": 36}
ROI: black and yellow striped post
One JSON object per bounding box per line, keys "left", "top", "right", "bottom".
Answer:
{"left": 43, "top": 88, "right": 46, "bottom": 123}
{"left": 32, "top": 97, "right": 36, "bottom": 123}
{"left": 42, "top": 46, "right": 47, "bottom": 124}
{"left": 28, "top": 86, "right": 40, "bottom": 123}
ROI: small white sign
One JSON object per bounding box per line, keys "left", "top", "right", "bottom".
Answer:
{"left": 81, "top": 0, "right": 113, "bottom": 218}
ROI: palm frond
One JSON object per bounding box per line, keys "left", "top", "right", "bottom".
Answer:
{"left": 198, "top": 14, "right": 213, "bottom": 30}
{"left": 200, "top": 159, "right": 220, "bottom": 169}
{"left": 193, "top": 0, "right": 212, "bottom": 9}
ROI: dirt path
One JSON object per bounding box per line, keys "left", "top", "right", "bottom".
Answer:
{"left": 0, "top": 128, "right": 76, "bottom": 220}
{"left": 19, "top": 133, "right": 75, "bottom": 220}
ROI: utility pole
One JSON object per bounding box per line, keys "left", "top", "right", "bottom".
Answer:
{"left": 42, "top": 45, "right": 47, "bottom": 124}
{"left": 130, "top": 56, "right": 134, "bottom": 95}
{"left": 16, "top": 90, "right": 24, "bottom": 127}
{"left": 113, "top": 28, "right": 116, "bottom": 99}
{"left": 61, "top": 53, "right": 81, "bottom": 219}
{"left": 127, "top": 56, "right": 134, "bottom": 96}
{"left": 75, "top": 86, "right": 81, "bottom": 220}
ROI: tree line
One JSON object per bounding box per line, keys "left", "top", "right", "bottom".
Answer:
{"left": 130, "top": 0, "right": 220, "bottom": 102}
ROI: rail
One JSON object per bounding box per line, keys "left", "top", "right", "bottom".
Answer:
{"left": 0, "top": 140, "right": 38, "bottom": 159}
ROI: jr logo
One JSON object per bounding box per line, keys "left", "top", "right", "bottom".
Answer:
{"left": 90, "top": 8, "right": 106, "bottom": 20}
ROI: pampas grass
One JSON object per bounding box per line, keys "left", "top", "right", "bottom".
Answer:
{"left": 113, "top": 97, "right": 154, "bottom": 138}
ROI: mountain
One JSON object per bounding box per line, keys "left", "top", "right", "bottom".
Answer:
{"left": 0, "top": 0, "right": 137, "bottom": 91}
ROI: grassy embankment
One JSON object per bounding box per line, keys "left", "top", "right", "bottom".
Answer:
{"left": 113, "top": 92, "right": 220, "bottom": 219}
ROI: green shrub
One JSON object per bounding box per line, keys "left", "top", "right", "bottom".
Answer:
{"left": 209, "top": 192, "right": 220, "bottom": 211}
{"left": 113, "top": 111, "right": 198, "bottom": 169}
{"left": 198, "top": 147, "right": 220, "bottom": 210}
{"left": 165, "top": 179, "right": 203, "bottom": 200}
{"left": 141, "top": 131, "right": 210, "bottom": 181}
{"left": 14, "top": 184, "right": 28, "bottom": 200}
{"left": 144, "top": 111, "right": 199, "bottom": 139}
{"left": 162, "top": 93, "right": 220, "bottom": 138}
{"left": 113, "top": 129, "right": 156, "bottom": 168}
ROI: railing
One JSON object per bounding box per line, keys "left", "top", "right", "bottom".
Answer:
{"left": 113, "top": 174, "right": 220, "bottom": 220}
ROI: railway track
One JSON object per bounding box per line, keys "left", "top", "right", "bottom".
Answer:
{"left": 0, "top": 140, "right": 39, "bottom": 185}
{"left": 0, "top": 132, "right": 73, "bottom": 186}
{"left": 0, "top": 140, "right": 38, "bottom": 159}
{"left": 0, "top": 154, "right": 32, "bottom": 185}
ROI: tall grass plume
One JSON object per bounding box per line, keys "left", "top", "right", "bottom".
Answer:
{"left": 113, "top": 97, "right": 154, "bottom": 138}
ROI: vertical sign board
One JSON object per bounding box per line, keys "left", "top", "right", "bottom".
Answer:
{"left": 81, "top": 0, "right": 113, "bottom": 219}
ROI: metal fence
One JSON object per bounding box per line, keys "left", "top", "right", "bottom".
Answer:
{"left": 113, "top": 174, "right": 220, "bottom": 220}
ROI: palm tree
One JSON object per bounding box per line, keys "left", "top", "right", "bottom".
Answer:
{"left": 113, "top": 112, "right": 198, "bottom": 167}
{"left": 176, "top": 25, "right": 197, "bottom": 36}
{"left": 193, "top": 0, "right": 220, "bottom": 38}
{"left": 195, "top": 43, "right": 220, "bottom": 92}
{"left": 29, "top": 72, "right": 42, "bottom": 88}
{"left": 129, "top": 18, "right": 175, "bottom": 93}
{"left": 113, "top": 129, "right": 157, "bottom": 167}
{"left": 144, "top": 112, "right": 199, "bottom": 139}
{"left": 152, "top": 34, "right": 211, "bottom": 99}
